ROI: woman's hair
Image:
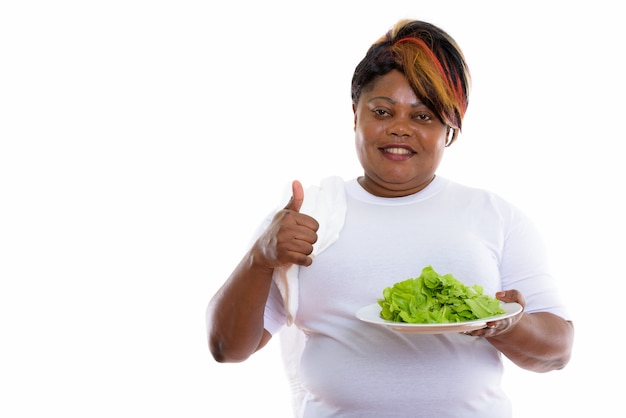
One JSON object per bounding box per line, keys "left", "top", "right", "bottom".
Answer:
{"left": 351, "top": 19, "right": 471, "bottom": 145}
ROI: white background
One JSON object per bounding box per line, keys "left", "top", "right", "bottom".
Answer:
{"left": 1, "top": 1, "right": 623, "bottom": 417}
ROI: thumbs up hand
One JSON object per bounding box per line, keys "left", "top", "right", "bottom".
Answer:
{"left": 254, "top": 180, "right": 320, "bottom": 269}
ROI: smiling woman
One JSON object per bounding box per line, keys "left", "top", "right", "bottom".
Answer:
{"left": 205, "top": 18, "right": 574, "bottom": 417}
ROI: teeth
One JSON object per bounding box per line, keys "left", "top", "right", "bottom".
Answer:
{"left": 384, "top": 147, "right": 412, "bottom": 155}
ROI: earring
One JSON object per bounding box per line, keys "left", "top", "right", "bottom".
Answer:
{"left": 445, "top": 127, "right": 455, "bottom": 147}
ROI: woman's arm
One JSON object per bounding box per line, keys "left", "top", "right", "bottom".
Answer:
{"left": 206, "top": 252, "right": 276, "bottom": 363}
{"left": 488, "top": 310, "right": 574, "bottom": 372}
{"left": 467, "top": 289, "right": 574, "bottom": 372}
{"left": 206, "top": 181, "right": 318, "bottom": 363}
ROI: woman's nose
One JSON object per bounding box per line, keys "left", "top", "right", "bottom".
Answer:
{"left": 386, "top": 118, "right": 412, "bottom": 137}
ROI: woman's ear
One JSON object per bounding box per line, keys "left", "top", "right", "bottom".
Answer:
{"left": 352, "top": 103, "right": 358, "bottom": 130}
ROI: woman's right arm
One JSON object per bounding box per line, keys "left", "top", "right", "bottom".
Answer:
{"left": 206, "top": 181, "right": 318, "bottom": 363}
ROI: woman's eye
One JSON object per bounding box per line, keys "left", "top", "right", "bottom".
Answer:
{"left": 373, "top": 109, "right": 389, "bottom": 117}
{"left": 414, "top": 113, "right": 431, "bottom": 121}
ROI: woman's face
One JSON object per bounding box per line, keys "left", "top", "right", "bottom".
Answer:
{"left": 353, "top": 69, "right": 448, "bottom": 197}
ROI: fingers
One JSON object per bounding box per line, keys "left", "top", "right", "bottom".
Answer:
{"left": 282, "top": 222, "right": 318, "bottom": 267}
{"left": 462, "top": 320, "right": 507, "bottom": 338}
{"left": 284, "top": 180, "right": 304, "bottom": 213}
{"left": 496, "top": 289, "right": 526, "bottom": 309}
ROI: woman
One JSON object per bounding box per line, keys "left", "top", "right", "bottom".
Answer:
{"left": 206, "top": 19, "right": 574, "bottom": 417}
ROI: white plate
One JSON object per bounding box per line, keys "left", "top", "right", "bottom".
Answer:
{"left": 355, "top": 302, "right": 523, "bottom": 334}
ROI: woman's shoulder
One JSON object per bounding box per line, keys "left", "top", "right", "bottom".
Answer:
{"left": 444, "top": 178, "right": 512, "bottom": 203}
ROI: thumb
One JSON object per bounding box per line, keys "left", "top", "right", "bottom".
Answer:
{"left": 284, "top": 180, "right": 304, "bottom": 212}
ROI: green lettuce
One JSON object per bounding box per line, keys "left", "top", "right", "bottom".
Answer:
{"left": 378, "top": 266, "right": 505, "bottom": 324}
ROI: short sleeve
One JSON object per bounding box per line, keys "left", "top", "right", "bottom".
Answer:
{"left": 499, "top": 203, "right": 571, "bottom": 320}
{"left": 264, "top": 280, "right": 287, "bottom": 335}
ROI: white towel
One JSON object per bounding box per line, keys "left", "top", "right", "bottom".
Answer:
{"left": 272, "top": 176, "right": 347, "bottom": 325}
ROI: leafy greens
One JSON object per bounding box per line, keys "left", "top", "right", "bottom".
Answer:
{"left": 378, "top": 266, "right": 505, "bottom": 324}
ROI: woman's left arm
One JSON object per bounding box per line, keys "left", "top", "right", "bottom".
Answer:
{"left": 470, "top": 289, "right": 575, "bottom": 372}
{"left": 489, "top": 312, "right": 574, "bottom": 372}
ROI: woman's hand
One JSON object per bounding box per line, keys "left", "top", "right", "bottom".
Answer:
{"left": 463, "top": 290, "right": 525, "bottom": 338}
{"left": 253, "top": 180, "right": 320, "bottom": 269}
{"left": 478, "top": 289, "right": 574, "bottom": 372}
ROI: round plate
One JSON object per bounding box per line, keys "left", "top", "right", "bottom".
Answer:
{"left": 355, "top": 302, "right": 523, "bottom": 334}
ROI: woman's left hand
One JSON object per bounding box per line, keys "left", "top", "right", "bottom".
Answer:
{"left": 462, "top": 290, "right": 525, "bottom": 338}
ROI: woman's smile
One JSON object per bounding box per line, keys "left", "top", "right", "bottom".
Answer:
{"left": 380, "top": 145, "right": 415, "bottom": 160}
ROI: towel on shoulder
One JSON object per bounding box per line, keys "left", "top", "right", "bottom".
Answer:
{"left": 272, "top": 176, "right": 347, "bottom": 325}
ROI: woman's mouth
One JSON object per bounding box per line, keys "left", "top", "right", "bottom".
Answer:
{"left": 380, "top": 146, "right": 415, "bottom": 160}
{"left": 382, "top": 147, "right": 413, "bottom": 155}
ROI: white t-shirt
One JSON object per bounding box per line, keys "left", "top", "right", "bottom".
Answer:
{"left": 263, "top": 176, "right": 570, "bottom": 418}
